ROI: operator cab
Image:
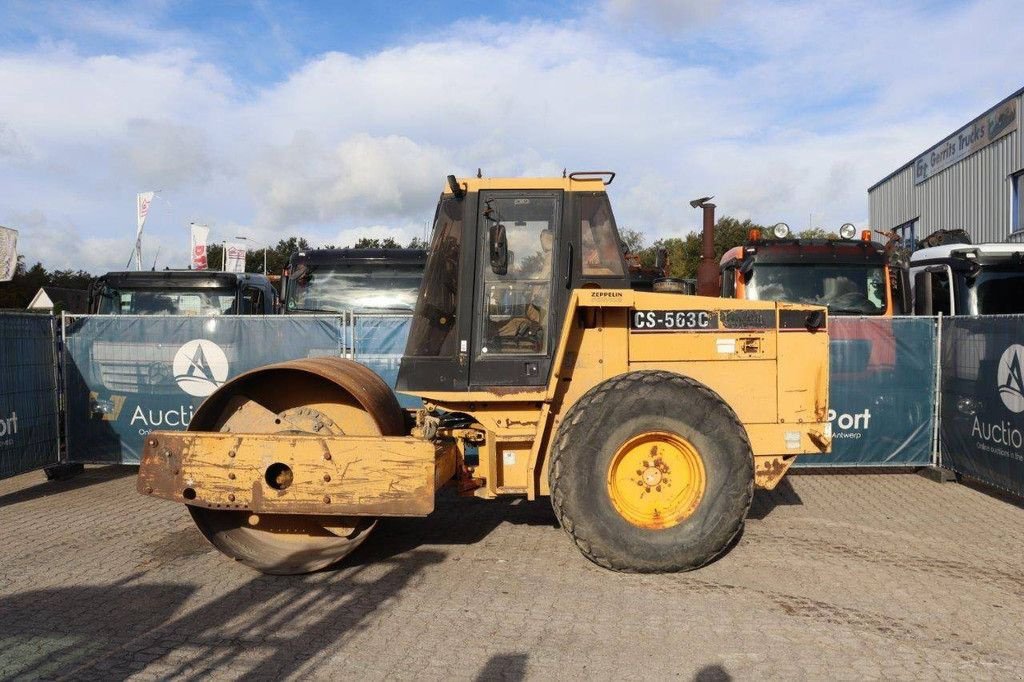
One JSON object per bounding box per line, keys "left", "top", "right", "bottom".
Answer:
{"left": 283, "top": 248, "right": 427, "bottom": 314}
{"left": 90, "top": 270, "right": 278, "bottom": 315}
{"left": 910, "top": 239, "right": 1024, "bottom": 315}
{"left": 398, "top": 173, "right": 631, "bottom": 391}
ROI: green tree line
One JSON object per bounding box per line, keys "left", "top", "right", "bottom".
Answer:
{"left": 622, "top": 219, "right": 835, "bottom": 278}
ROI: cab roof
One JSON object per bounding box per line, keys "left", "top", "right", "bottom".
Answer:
{"left": 443, "top": 175, "right": 609, "bottom": 194}
{"left": 911, "top": 243, "right": 1024, "bottom": 264}
{"left": 290, "top": 248, "right": 427, "bottom": 266}
{"left": 95, "top": 270, "right": 271, "bottom": 289}
{"left": 720, "top": 239, "right": 886, "bottom": 267}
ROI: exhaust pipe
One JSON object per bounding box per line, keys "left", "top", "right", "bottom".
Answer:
{"left": 691, "top": 196, "right": 718, "bottom": 296}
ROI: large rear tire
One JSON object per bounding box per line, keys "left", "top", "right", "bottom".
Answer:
{"left": 549, "top": 370, "right": 753, "bottom": 572}
{"left": 186, "top": 358, "right": 404, "bottom": 575}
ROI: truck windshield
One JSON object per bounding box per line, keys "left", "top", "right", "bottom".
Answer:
{"left": 747, "top": 264, "right": 887, "bottom": 315}
{"left": 287, "top": 264, "right": 423, "bottom": 313}
{"left": 971, "top": 268, "right": 1024, "bottom": 314}
{"left": 97, "top": 288, "right": 237, "bottom": 315}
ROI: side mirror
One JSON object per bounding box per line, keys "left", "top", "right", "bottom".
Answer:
{"left": 490, "top": 223, "right": 508, "bottom": 275}
{"left": 913, "top": 270, "right": 932, "bottom": 315}
{"left": 805, "top": 309, "right": 826, "bottom": 331}
{"left": 894, "top": 266, "right": 911, "bottom": 315}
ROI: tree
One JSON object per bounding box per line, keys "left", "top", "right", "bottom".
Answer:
{"left": 407, "top": 236, "right": 429, "bottom": 250}
{"left": 650, "top": 217, "right": 766, "bottom": 279}
{"left": 0, "top": 258, "right": 97, "bottom": 310}
{"left": 619, "top": 228, "right": 646, "bottom": 254}
{"left": 353, "top": 237, "right": 402, "bottom": 249}
{"left": 798, "top": 227, "right": 837, "bottom": 239}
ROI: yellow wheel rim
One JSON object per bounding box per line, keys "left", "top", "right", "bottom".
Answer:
{"left": 607, "top": 431, "right": 706, "bottom": 529}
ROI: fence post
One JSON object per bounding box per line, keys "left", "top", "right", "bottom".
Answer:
{"left": 51, "top": 313, "right": 63, "bottom": 463}
{"left": 930, "top": 313, "right": 943, "bottom": 468}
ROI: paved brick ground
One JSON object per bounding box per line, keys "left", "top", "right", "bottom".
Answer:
{"left": 0, "top": 466, "right": 1022, "bottom": 681}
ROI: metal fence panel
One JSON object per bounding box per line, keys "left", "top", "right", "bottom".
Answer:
{"left": 0, "top": 313, "right": 60, "bottom": 479}
{"left": 351, "top": 313, "right": 416, "bottom": 408}
{"left": 63, "top": 315, "right": 346, "bottom": 464}
{"left": 795, "top": 316, "right": 936, "bottom": 467}
{"left": 940, "top": 315, "right": 1024, "bottom": 496}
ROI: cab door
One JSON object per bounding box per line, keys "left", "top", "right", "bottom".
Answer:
{"left": 469, "top": 190, "right": 563, "bottom": 388}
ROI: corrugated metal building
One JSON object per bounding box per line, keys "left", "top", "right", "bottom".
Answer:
{"left": 868, "top": 87, "right": 1024, "bottom": 246}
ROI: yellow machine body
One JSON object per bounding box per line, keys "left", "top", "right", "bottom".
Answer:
{"left": 136, "top": 174, "right": 831, "bottom": 575}
{"left": 140, "top": 289, "right": 828, "bottom": 513}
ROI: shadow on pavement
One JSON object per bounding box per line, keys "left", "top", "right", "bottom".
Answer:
{"left": 0, "top": 465, "right": 136, "bottom": 510}
{"left": 350, "top": 489, "right": 559, "bottom": 566}
{"left": 694, "top": 663, "right": 732, "bottom": 681}
{"left": 0, "top": 549, "right": 446, "bottom": 679}
{"left": 475, "top": 653, "right": 529, "bottom": 681}
{"left": 747, "top": 477, "right": 803, "bottom": 520}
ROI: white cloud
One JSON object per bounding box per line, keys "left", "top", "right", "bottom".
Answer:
{"left": 603, "top": 0, "right": 725, "bottom": 29}
{"left": 248, "top": 133, "right": 450, "bottom": 229}
{"left": 1, "top": 1, "right": 1023, "bottom": 273}
{"left": 9, "top": 209, "right": 134, "bottom": 273}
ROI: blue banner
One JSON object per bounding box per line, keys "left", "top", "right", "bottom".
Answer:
{"left": 63, "top": 314, "right": 418, "bottom": 464}
{"left": 796, "top": 317, "right": 936, "bottom": 467}
{"left": 940, "top": 315, "right": 1024, "bottom": 497}
{"left": 352, "top": 314, "right": 417, "bottom": 408}
{"left": 0, "top": 313, "right": 60, "bottom": 479}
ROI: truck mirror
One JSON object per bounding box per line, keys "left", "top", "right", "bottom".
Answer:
{"left": 913, "top": 270, "right": 932, "bottom": 315}
{"left": 896, "top": 267, "right": 911, "bottom": 315}
{"left": 805, "top": 309, "right": 826, "bottom": 331}
{"left": 489, "top": 223, "right": 508, "bottom": 275}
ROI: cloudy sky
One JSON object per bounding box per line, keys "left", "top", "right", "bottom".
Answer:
{"left": 1, "top": 0, "right": 1021, "bottom": 272}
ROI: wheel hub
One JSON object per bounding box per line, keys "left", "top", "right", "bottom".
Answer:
{"left": 607, "top": 432, "right": 706, "bottom": 529}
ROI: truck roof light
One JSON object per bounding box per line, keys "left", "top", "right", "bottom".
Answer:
{"left": 861, "top": 230, "right": 872, "bottom": 242}
{"left": 839, "top": 223, "right": 857, "bottom": 240}
{"left": 772, "top": 222, "right": 790, "bottom": 239}
{"left": 748, "top": 228, "right": 762, "bottom": 241}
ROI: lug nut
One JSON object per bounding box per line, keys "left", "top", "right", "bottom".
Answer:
{"left": 228, "top": 450, "right": 236, "bottom": 458}
{"left": 323, "top": 496, "right": 331, "bottom": 504}
{"left": 148, "top": 438, "right": 158, "bottom": 448}
{"left": 323, "top": 452, "right": 332, "bottom": 461}
{"left": 228, "top": 494, "right": 236, "bottom": 502}
{"left": 228, "top": 473, "right": 236, "bottom": 480}
{"left": 144, "top": 486, "right": 153, "bottom": 494}
{"left": 323, "top": 474, "right": 331, "bottom": 483}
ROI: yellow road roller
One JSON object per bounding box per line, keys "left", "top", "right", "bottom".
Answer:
{"left": 138, "top": 172, "right": 831, "bottom": 575}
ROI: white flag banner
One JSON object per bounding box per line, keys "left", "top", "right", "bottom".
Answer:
{"left": 224, "top": 243, "right": 247, "bottom": 273}
{"left": 135, "top": 191, "right": 155, "bottom": 270}
{"left": 0, "top": 226, "right": 17, "bottom": 282}
{"left": 190, "top": 223, "right": 210, "bottom": 270}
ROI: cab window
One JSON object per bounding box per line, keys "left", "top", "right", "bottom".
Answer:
{"left": 478, "top": 195, "right": 558, "bottom": 356}
{"left": 721, "top": 266, "right": 736, "bottom": 297}
{"left": 407, "top": 197, "right": 463, "bottom": 357}
{"left": 242, "top": 286, "right": 265, "bottom": 314}
{"left": 581, "top": 195, "right": 625, "bottom": 277}
{"left": 931, "top": 270, "right": 951, "bottom": 316}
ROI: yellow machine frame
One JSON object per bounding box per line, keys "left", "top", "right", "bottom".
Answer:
{"left": 140, "top": 289, "right": 829, "bottom": 515}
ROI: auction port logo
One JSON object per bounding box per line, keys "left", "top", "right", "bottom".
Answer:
{"left": 173, "top": 339, "right": 229, "bottom": 397}
{"left": 997, "top": 344, "right": 1024, "bottom": 414}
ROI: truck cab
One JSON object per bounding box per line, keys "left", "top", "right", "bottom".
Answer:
{"left": 283, "top": 248, "right": 427, "bottom": 314}
{"left": 719, "top": 225, "right": 907, "bottom": 377}
{"left": 89, "top": 270, "right": 278, "bottom": 315}
{"left": 910, "top": 242, "right": 1024, "bottom": 315}
{"left": 719, "top": 226, "right": 903, "bottom": 316}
